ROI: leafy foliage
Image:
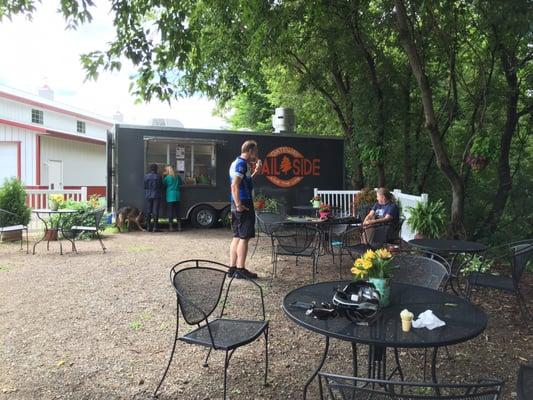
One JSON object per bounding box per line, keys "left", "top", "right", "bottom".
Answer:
{"left": 3, "top": 0, "right": 531, "bottom": 243}
{"left": 0, "top": 178, "right": 31, "bottom": 226}
{"left": 407, "top": 200, "right": 448, "bottom": 239}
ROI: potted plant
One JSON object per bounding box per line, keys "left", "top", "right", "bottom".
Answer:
{"left": 406, "top": 199, "right": 447, "bottom": 239}
{"left": 254, "top": 193, "right": 280, "bottom": 213}
{"left": 0, "top": 178, "right": 31, "bottom": 242}
{"left": 310, "top": 195, "right": 321, "bottom": 209}
{"left": 48, "top": 194, "right": 64, "bottom": 211}
{"left": 351, "top": 248, "right": 395, "bottom": 306}
{"left": 319, "top": 203, "right": 331, "bottom": 219}
{"left": 352, "top": 187, "right": 375, "bottom": 219}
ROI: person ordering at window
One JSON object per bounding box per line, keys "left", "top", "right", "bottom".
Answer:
{"left": 363, "top": 188, "right": 400, "bottom": 247}
{"left": 163, "top": 165, "right": 182, "bottom": 232}
{"left": 144, "top": 164, "right": 163, "bottom": 232}
{"left": 228, "top": 140, "right": 262, "bottom": 279}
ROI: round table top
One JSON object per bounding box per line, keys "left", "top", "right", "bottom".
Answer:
{"left": 282, "top": 281, "right": 487, "bottom": 348}
{"left": 32, "top": 209, "right": 79, "bottom": 214}
{"left": 286, "top": 216, "right": 360, "bottom": 223}
{"left": 293, "top": 205, "right": 317, "bottom": 211}
{"left": 408, "top": 239, "right": 487, "bottom": 254}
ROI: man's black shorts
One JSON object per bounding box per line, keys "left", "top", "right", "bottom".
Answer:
{"left": 231, "top": 202, "right": 255, "bottom": 239}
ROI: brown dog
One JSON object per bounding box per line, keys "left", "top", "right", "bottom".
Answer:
{"left": 116, "top": 206, "right": 145, "bottom": 232}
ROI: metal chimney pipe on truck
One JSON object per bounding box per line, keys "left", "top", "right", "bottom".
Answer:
{"left": 272, "top": 107, "right": 295, "bottom": 134}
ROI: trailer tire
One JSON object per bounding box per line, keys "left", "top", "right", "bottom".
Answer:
{"left": 191, "top": 205, "right": 217, "bottom": 229}
{"left": 219, "top": 207, "right": 231, "bottom": 228}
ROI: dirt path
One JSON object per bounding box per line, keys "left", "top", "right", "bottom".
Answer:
{"left": 0, "top": 230, "right": 531, "bottom": 399}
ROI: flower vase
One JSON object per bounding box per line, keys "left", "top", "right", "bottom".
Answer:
{"left": 312, "top": 200, "right": 321, "bottom": 209}
{"left": 319, "top": 211, "right": 329, "bottom": 220}
{"left": 369, "top": 277, "right": 391, "bottom": 307}
{"left": 49, "top": 200, "right": 59, "bottom": 211}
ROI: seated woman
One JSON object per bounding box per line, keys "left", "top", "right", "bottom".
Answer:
{"left": 363, "top": 188, "right": 400, "bottom": 247}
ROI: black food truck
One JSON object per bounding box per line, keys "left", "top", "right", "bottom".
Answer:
{"left": 107, "top": 125, "right": 344, "bottom": 228}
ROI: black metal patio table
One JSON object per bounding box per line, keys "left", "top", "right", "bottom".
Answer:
{"left": 408, "top": 239, "right": 488, "bottom": 294}
{"left": 32, "top": 209, "right": 79, "bottom": 255}
{"left": 282, "top": 281, "right": 487, "bottom": 399}
{"left": 284, "top": 216, "right": 360, "bottom": 256}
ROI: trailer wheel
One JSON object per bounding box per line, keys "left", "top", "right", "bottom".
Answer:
{"left": 191, "top": 205, "right": 217, "bottom": 229}
{"left": 219, "top": 207, "right": 231, "bottom": 228}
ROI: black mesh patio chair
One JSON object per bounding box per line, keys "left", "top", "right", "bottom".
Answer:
{"left": 466, "top": 240, "right": 533, "bottom": 322}
{"left": 70, "top": 207, "right": 106, "bottom": 253}
{"left": 391, "top": 252, "right": 450, "bottom": 290}
{"left": 153, "top": 260, "right": 269, "bottom": 400}
{"left": 250, "top": 211, "right": 286, "bottom": 259}
{"left": 390, "top": 251, "right": 450, "bottom": 380}
{"left": 271, "top": 223, "right": 320, "bottom": 281}
{"left": 0, "top": 208, "right": 29, "bottom": 253}
{"left": 517, "top": 362, "right": 533, "bottom": 400}
{"left": 327, "top": 223, "right": 351, "bottom": 277}
{"left": 318, "top": 373, "right": 503, "bottom": 400}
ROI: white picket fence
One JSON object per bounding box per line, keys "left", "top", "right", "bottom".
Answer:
{"left": 313, "top": 188, "right": 428, "bottom": 240}
{"left": 25, "top": 187, "right": 88, "bottom": 231}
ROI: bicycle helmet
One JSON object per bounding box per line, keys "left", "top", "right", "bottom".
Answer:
{"left": 332, "top": 280, "right": 381, "bottom": 323}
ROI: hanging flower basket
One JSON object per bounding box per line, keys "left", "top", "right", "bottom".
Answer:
{"left": 466, "top": 154, "right": 489, "bottom": 172}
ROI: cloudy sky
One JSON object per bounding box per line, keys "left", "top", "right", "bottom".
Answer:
{"left": 0, "top": 1, "right": 227, "bottom": 128}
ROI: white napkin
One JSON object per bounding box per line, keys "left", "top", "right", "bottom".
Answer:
{"left": 412, "top": 310, "right": 445, "bottom": 330}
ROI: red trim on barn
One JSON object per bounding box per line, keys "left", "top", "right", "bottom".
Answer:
{"left": 36, "top": 135, "right": 41, "bottom": 185}
{"left": 25, "top": 185, "right": 106, "bottom": 197}
{"left": 0, "top": 117, "right": 47, "bottom": 133}
{"left": 44, "top": 129, "right": 105, "bottom": 145}
{"left": 0, "top": 90, "right": 113, "bottom": 127}
{"left": 0, "top": 117, "right": 106, "bottom": 145}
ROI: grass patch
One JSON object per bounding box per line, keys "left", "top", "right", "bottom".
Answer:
{"left": 129, "top": 321, "right": 143, "bottom": 330}
{"left": 127, "top": 245, "right": 154, "bottom": 253}
{"left": 104, "top": 226, "right": 120, "bottom": 234}
{"left": 0, "top": 265, "right": 10, "bottom": 272}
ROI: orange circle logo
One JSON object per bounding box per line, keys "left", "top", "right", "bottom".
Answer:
{"left": 261, "top": 146, "right": 320, "bottom": 188}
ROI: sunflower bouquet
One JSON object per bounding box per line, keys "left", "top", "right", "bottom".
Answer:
{"left": 48, "top": 194, "right": 64, "bottom": 210}
{"left": 351, "top": 248, "right": 395, "bottom": 279}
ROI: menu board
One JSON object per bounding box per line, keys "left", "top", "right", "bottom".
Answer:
{"left": 176, "top": 146, "right": 185, "bottom": 159}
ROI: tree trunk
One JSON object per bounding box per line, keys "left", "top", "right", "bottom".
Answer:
{"left": 346, "top": 14, "right": 386, "bottom": 187}
{"left": 402, "top": 71, "right": 413, "bottom": 189}
{"left": 480, "top": 49, "right": 520, "bottom": 237}
{"left": 395, "top": 0, "right": 465, "bottom": 237}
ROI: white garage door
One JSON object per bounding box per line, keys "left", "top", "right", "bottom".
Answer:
{"left": 0, "top": 143, "right": 18, "bottom": 183}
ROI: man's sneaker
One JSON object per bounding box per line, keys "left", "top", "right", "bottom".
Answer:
{"left": 227, "top": 266, "right": 237, "bottom": 277}
{"left": 234, "top": 268, "right": 258, "bottom": 279}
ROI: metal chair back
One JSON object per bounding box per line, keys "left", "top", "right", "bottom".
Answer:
{"left": 391, "top": 253, "right": 449, "bottom": 290}
{"left": 511, "top": 241, "right": 533, "bottom": 284}
{"left": 272, "top": 224, "right": 319, "bottom": 255}
{"left": 319, "top": 373, "right": 503, "bottom": 400}
{"left": 170, "top": 260, "right": 228, "bottom": 326}
{"left": 517, "top": 362, "right": 533, "bottom": 400}
{"left": 0, "top": 208, "right": 24, "bottom": 227}
{"left": 256, "top": 212, "right": 286, "bottom": 235}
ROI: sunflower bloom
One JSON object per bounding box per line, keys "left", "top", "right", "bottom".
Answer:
{"left": 363, "top": 249, "right": 376, "bottom": 261}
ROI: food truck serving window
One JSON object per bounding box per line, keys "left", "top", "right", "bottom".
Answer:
{"left": 144, "top": 138, "right": 217, "bottom": 186}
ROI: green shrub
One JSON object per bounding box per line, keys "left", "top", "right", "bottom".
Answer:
{"left": 407, "top": 199, "right": 447, "bottom": 239}
{"left": 49, "top": 195, "right": 109, "bottom": 238}
{"left": 0, "top": 178, "right": 31, "bottom": 225}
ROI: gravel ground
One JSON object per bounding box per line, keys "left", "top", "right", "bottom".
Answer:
{"left": 0, "top": 229, "right": 531, "bottom": 400}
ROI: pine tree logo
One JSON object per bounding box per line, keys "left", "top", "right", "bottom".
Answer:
{"left": 280, "top": 156, "right": 292, "bottom": 174}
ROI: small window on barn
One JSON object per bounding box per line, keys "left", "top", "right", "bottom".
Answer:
{"left": 77, "top": 121, "right": 86, "bottom": 134}
{"left": 31, "top": 109, "right": 44, "bottom": 124}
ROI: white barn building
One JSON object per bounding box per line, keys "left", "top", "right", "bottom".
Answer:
{"left": 0, "top": 85, "right": 112, "bottom": 198}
